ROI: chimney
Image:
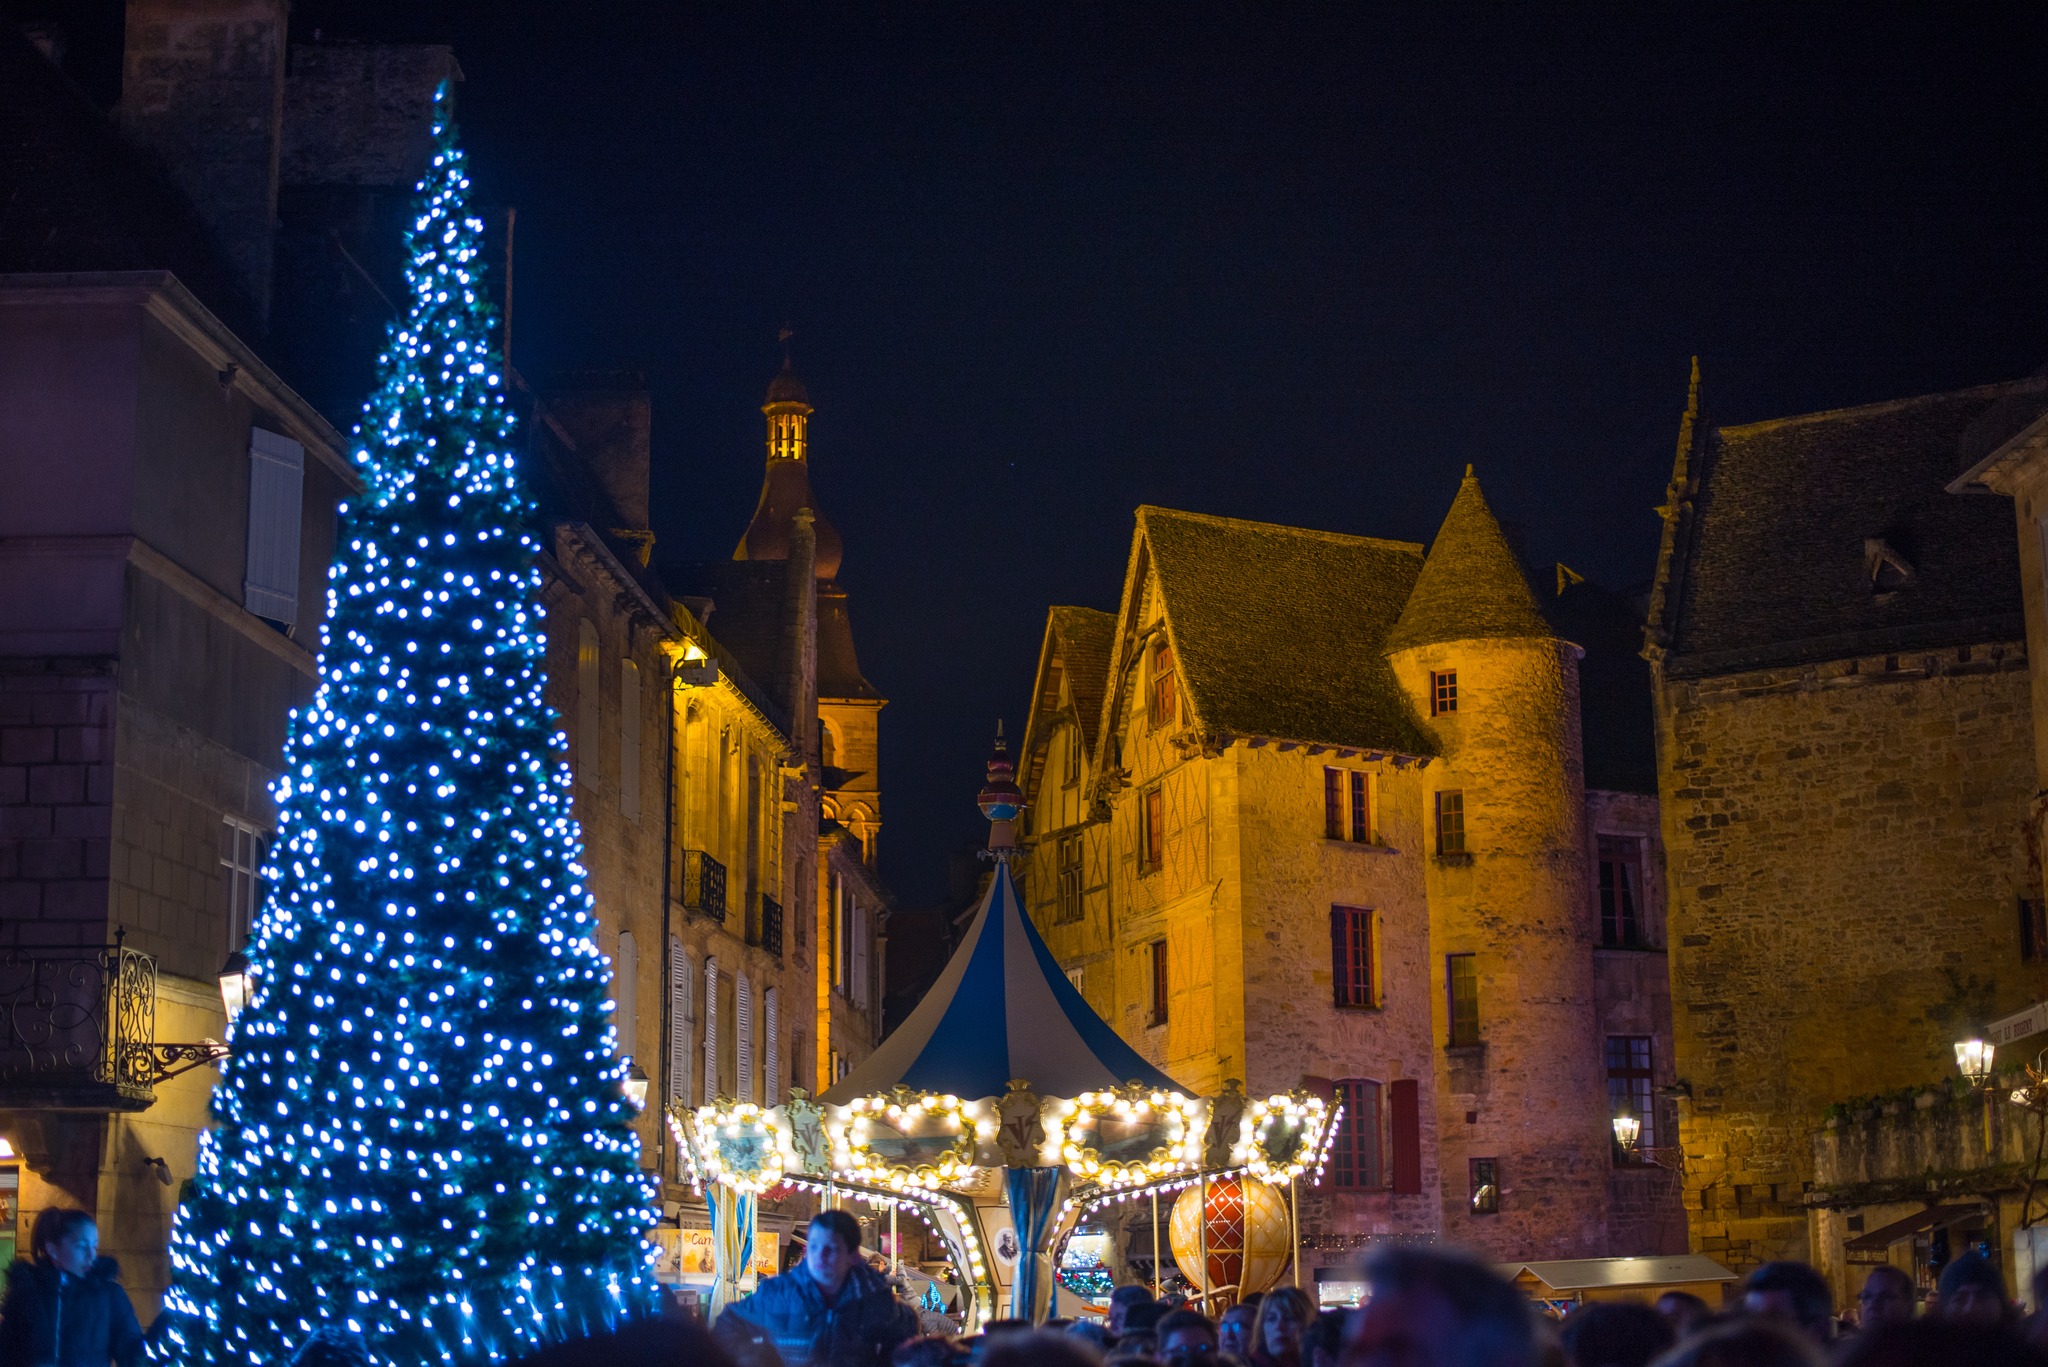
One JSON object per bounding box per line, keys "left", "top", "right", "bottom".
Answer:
{"left": 784, "top": 510, "right": 818, "bottom": 767}
{"left": 120, "top": 0, "right": 288, "bottom": 324}
{"left": 546, "top": 372, "right": 653, "bottom": 533}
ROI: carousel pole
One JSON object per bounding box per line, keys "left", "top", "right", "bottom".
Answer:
{"left": 1150, "top": 1188, "right": 1161, "bottom": 1299}
{"left": 891, "top": 1202, "right": 900, "bottom": 1275}
{"left": 1197, "top": 1175, "right": 1209, "bottom": 1315}
{"left": 1290, "top": 1177, "right": 1300, "bottom": 1289}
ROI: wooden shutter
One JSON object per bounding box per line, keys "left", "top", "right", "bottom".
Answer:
{"left": 764, "top": 987, "right": 781, "bottom": 1105}
{"left": 1390, "top": 1079, "right": 1422, "bottom": 1194}
{"left": 615, "top": 931, "right": 638, "bottom": 1061}
{"left": 619, "top": 659, "right": 641, "bottom": 820}
{"left": 702, "top": 955, "right": 719, "bottom": 1104}
{"left": 736, "top": 974, "right": 754, "bottom": 1102}
{"left": 668, "top": 937, "right": 692, "bottom": 1102}
{"left": 244, "top": 428, "right": 304, "bottom": 625}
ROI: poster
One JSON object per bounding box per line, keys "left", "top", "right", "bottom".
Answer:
{"left": 653, "top": 1227, "right": 780, "bottom": 1283}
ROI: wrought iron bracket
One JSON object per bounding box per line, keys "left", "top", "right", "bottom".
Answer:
{"left": 145, "top": 1041, "right": 231, "bottom": 1084}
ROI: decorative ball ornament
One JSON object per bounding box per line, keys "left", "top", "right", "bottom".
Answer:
{"left": 977, "top": 730, "right": 1025, "bottom": 824}
{"left": 1167, "top": 1175, "right": 1293, "bottom": 1297}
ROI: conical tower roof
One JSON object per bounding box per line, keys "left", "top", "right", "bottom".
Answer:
{"left": 1384, "top": 466, "right": 1553, "bottom": 652}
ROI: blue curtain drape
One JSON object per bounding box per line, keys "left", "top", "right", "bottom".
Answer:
{"left": 1006, "top": 1166, "right": 1063, "bottom": 1322}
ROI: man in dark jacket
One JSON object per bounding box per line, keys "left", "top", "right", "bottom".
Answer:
{"left": 717, "top": 1210, "right": 916, "bottom": 1367}
{"left": 0, "top": 1209, "right": 145, "bottom": 1367}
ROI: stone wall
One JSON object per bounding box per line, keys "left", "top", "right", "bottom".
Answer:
{"left": 1657, "top": 644, "right": 2042, "bottom": 1274}
{"left": 0, "top": 660, "right": 116, "bottom": 944}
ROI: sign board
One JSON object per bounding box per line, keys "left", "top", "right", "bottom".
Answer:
{"left": 1990, "top": 1001, "right": 2048, "bottom": 1048}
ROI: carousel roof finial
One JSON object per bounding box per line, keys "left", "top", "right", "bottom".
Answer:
{"left": 978, "top": 720, "right": 1026, "bottom": 859}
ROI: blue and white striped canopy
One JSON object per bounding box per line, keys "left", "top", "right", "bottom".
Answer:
{"left": 820, "top": 860, "right": 1179, "bottom": 1104}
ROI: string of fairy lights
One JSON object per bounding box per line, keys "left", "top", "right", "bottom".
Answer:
{"left": 158, "top": 84, "right": 656, "bottom": 1366}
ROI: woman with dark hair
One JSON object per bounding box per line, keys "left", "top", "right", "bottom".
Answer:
{"left": 0, "top": 1208, "right": 146, "bottom": 1367}
{"left": 1248, "top": 1288, "right": 1313, "bottom": 1367}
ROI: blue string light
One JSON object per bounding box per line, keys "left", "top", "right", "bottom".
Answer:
{"left": 157, "top": 83, "right": 658, "bottom": 1366}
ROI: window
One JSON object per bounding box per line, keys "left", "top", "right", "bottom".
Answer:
{"left": 821, "top": 723, "right": 838, "bottom": 771}
{"left": 244, "top": 428, "right": 304, "bottom": 626}
{"left": 1331, "top": 907, "right": 1378, "bottom": 1009}
{"left": 576, "top": 619, "right": 601, "bottom": 788}
{"left": 1056, "top": 836, "right": 1084, "bottom": 924}
{"left": 619, "top": 659, "right": 642, "bottom": 820}
{"left": 1434, "top": 790, "right": 1466, "bottom": 855}
{"left": 1140, "top": 787, "right": 1164, "bottom": 874}
{"left": 1062, "top": 724, "right": 1082, "bottom": 787}
{"left": 2022, "top": 899, "right": 2048, "bottom": 963}
{"left": 1148, "top": 939, "right": 1168, "bottom": 1027}
{"left": 1149, "top": 642, "right": 1177, "bottom": 728}
{"left": 1469, "top": 1158, "right": 1499, "bottom": 1215}
{"left": 1607, "top": 1035, "right": 1656, "bottom": 1152}
{"left": 1323, "top": 769, "right": 1376, "bottom": 843}
{"left": 1431, "top": 670, "right": 1458, "bottom": 717}
{"left": 1598, "top": 835, "right": 1645, "bottom": 947}
{"left": 1331, "top": 1079, "right": 1384, "bottom": 1188}
{"left": 220, "top": 817, "right": 266, "bottom": 951}
{"left": 1447, "top": 953, "right": 1479, "bottom": 1047}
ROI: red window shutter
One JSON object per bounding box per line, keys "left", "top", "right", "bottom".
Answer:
{"left": 1390, "top": 1079, "right": 1422, "bottom": 1194}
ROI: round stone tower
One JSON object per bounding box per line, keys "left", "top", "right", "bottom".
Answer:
{"left": 1383, "top": 466, "right": 1610, "bottom": 1258}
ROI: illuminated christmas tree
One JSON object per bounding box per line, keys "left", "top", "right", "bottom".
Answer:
{"left": 160, "top": 86, "right": 657, "bottom": 1366}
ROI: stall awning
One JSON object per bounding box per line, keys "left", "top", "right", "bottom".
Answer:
{"left": 1498, "top": 1256, "right": 1736, "bottom": 1293}
{"left": 1844, "top": 1204, "right": 1984, "bottom": 1252}
{"left": 820, "top": 861, "right": 1178, "bottom": 1104}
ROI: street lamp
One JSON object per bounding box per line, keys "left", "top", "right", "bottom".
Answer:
{"left": 1612, "top": 1112, "right": 1641, "bottom": 1154}
{"left": 623, "top": 1060, "right": 651, "bottom": 1111}
{"left": 218, "top": 947, "right": 253, "bottom": 1024}
{"left": 1956, "top": 1039, "right": 1996, "bottom": 1088}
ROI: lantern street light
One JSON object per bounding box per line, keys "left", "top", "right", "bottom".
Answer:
{"left": 218, "top": 947, "right": 253, "bottom": 1024}
{"left": 1612, "top": 1112, "right": 1641, "bottom": 1154}
{"left": 623, "top": 1060, "right": 651, "bottom": 1111}
{"left": 1956, "top": 1039, "right": 1997, "bottom": 1088}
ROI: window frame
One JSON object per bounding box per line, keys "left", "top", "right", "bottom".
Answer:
{"left": 1447, "top": 952, "right": 1479, "bottom": 1047}
{"left": 1139, "top": 786, "right": 1165, "bottom": 875}
{"left": 1469, "top": 1157, "right": 1500, "bottom": 1215}
{"left": 1056, "top": 835, "right": 1084, "bottom": 924}
{"left": 1331, "top": 905, "right": 1379, "bottom": 1009}
{"left": 220, "top": 816, "right": 266, "bottom": 953}
{"left": 1324, "top": 768, "right": 1345, "bottom": 840}
{"left": 1597, "top": 834, "right": 1646, "bottom": 948}
{"left": 1430, "top": 669, "right": 1458, "bottom": 717}
{"left": 1148, "top": 939, "right": 1169, "bottom": 1027}
{"left": 1330, "top": 1079, "right": 1386, "bottom": 1190}
{"left": 1148, "top": 641, "right": 1177, "bottom": 729}
{"left": 1435, "top": 790, "right": 1466, "bottom": 856}
{"left": 1606, "top": 1034, "right": 1657, "bottom": 1154}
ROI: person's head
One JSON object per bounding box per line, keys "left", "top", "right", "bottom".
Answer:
{"left": 1218, "top": 1304, "right": 1258, "bottom": 1358}
{"left": 1856, "top": 1266, "right": 1915, "bottom": 1327}
{"left": 503, "top": 1315, "right": 739, "bottom": 1367}
{"left": 1934, "top": 1252, "right": 2011, "bottom": 1326}
{"left": 1832, "top": 1317, "right": 2048, "bottom": 1367}
{"left": 1557, "top": 1300, "right": 1673, "bottom": 1367}
{"left": 1110, "top": 1285, "right": 1154, "bottom": 1336}
{"left": 289, "top": 1327, "right": 372, "bottom": 1367}
{"left": 804, "top": 1210, "right": 863, "bottom": 1296}
{"left": 1645, "top": 1318, "right": 1822, "bottom": 1367}
{"left": 1342, "top": 1246, "right": 1537, "bottom": 1367}
{"left": 1649, "top": 1292, "right": 1707, "bottom": 1337}
{"left": 1125, "top": 1302, "right": 1170, "bottom": 1339}
{"left": 895, "top": 1337, "right": 968, "bottom": 1367}
{"left": 1303, "top": 1310, "right": 1348, "bottom": 1367}
{"left": 30, "top": 1208, "right": 97, "bottom": 1277}
{"left": 1256, "top": 1287, "right": 1314, "bottom": 1361}
{"left": 1157, "top": 1309, "right": 1220, "bottom": 1367}
{"left": 982, "top": 1330, "right": 1107, "bottom": 1367}
{"left": 1741, "top": 1262, "right": 1833, "bottom": 1344}
{"left": 1068, "top": 1322, "right": 1115, "bottom": 1351}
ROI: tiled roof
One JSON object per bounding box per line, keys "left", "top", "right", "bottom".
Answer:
{"left": 1047, "top": 606, "right": 1115, "bottom": 753}
{"left": 1138, "top": 507, "right": 1436, "bottom": 756}
{"left": 1661, "top": 381, "right": 2040, "bottom": 678}
{"left": 1384, "top": 469, "right": 1553, "bottom": 653}
{"left": 0, "top": 28, "right": 257, "bottom": 337}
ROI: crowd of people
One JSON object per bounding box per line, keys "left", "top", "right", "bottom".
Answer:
{"left": 15, "top": 1205, "right": 2048, "bottom": 1366}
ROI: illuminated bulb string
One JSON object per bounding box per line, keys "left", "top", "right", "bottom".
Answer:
{"left": 158, "top": 83, "right": 657, "bottom": 1366}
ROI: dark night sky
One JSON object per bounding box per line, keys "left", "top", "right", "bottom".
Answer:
{"left": 294, "top": 1, "right": 2048, "bottom": 905}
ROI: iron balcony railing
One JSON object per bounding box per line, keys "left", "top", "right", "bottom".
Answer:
{"left": 759, "top": 895, "right": 783, "bottom": 958}
{"left": 0, "top": 937, "right": 159, "bottom": 1110}
{"left": 677, "top": 849, "right": 726, "bottom": 923}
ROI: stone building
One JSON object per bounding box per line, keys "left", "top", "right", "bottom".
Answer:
{"left": 0, "top": 7, "right": 888, "bottom": 1310}
{"left": 1646, "top": 366, "right": 2048, "bottom": 1281}
{"left": 1016, "top": 475, "right": 1684, "bottom": 1277}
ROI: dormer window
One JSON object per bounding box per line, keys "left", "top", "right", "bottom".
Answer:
{"left": 1865, "top": 538, "right": 1916, "bottom": 595}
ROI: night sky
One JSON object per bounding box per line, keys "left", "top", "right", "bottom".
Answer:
{"left": 294, "top": 2, "right": 2048, "bottom": 905}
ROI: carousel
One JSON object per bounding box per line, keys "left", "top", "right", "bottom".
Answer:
{"left": 671, "top": 738, "right": 1341, "bottom": 1326}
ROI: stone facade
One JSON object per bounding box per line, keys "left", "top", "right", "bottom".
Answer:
{"left": 1019, "top": 487, "right": 1684, "bottom": 1275}
{"left": 1648, "top": 372, "right": 2048, "bottom": 1277}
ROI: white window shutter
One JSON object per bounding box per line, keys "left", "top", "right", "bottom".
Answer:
{"left": 615, "top": 930, "right": 638, "bottom": 1061}
{"left": 244, "top": 428, "right": 304, "bottom": 625}
{"left": 736, "top": 974, "right": 755, "bottom": 1103}
{"left": 669, "top": 937, "right": 692, "bottom": 1102}
{"left": 764, "top": 987, "right": 780, "bottom": 1105}
{"left": 702, "top": 955, "right": 719, "bottom": 1105}
{"left": 619, "top": 658, "right": 642, "bottom": 820}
